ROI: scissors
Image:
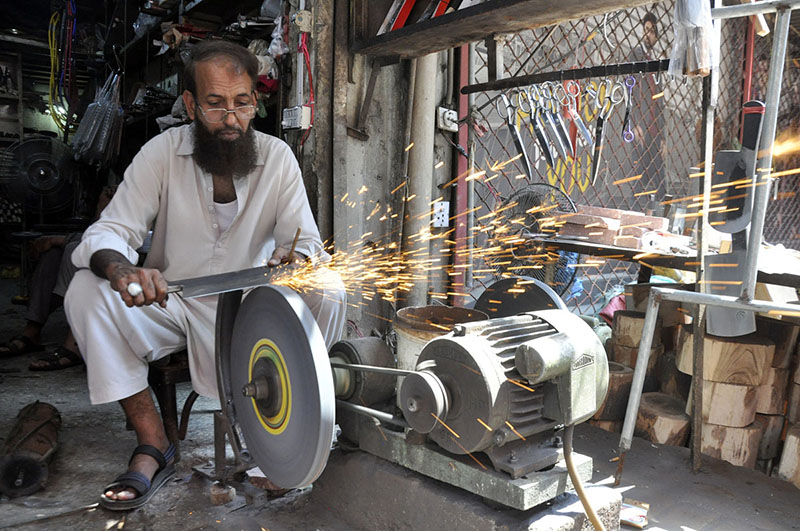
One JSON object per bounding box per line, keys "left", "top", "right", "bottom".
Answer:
{"left": 555, "top": 80, "right": 594, "bottom": 148}
{"left": 541, "top": 82, "right": 574, "bottom": 159}
{"left": 621, "top": 76, "right": 636, "bottom": 143}
{"left": 518, "top": 88, "right": 555, "bottom": 170}
{"left": 590, "top": 79, "right": 625, "bottom": 185}
{"left": 496, "top": 93, "right": 534, "bottom": 181}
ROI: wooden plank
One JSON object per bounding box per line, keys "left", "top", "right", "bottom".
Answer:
{"left": 788, "top": 383, "right": 800, "bottom": 424}
{"left": 776, "top": 424, "right": 800, "bottom": 488}
{"left": 353, "top": 0, "right": 657, "bottom": 57}
{"left": 756, "top": 316, "right": 799, "bottom": 369}
{"left": 753, "top": 414, "right": 785, "bottom": 460}
{"left": 755, "top": 367, "right": 790, "bottom": 415}
{"left": 676, "top": 330, "right": 775, "bottom": 385}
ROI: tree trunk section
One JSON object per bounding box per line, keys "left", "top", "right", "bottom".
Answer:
{"left": 756, "top": 317, "right": 798, "bottom": 369}
{"left": 755, "top": 367, "right": 789, "bottom": 415}
{"left": 787, "top": 383, "right": 800, "bottom": 424}
{"left": 593, "top": 361, "right": 634, "bottom": 420}
{"left": 777, "top": 424, "right": 800, "bottom": 488}
{"left": 613, "top": 310, "right": 662, "bottom": 348}
{"left": 693, "top": 380, "right": 758, "bottom": 427}
{"left": 658, "top": 350, "right": 692, "bottom": 402}
{"left": 753, "top": 413, "right": 785, "bottom": 460}
{"left": 635, "top": 392, "right": 690, "bottom": 446}
{"left": 676, "top": 330, "right": 775, "bottom": 385}
{"left": 701, "top": 422, "right": 762, "bottom": 468}
{"left": 588, "top": 419, "right": 623, "bottom": 433}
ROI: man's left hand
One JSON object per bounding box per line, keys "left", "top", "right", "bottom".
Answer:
{"left": 267, "top": 248, "right": 302, "bottom": 267}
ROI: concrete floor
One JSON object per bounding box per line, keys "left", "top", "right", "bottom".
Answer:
{"left": 0, "top": 277, "right": 799, "bottom": 530}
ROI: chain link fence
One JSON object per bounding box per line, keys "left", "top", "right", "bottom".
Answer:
{"left": 465, "top": 2, "right": 756, "bottom": 314}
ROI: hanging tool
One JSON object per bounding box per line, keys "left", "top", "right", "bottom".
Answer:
{"left": 589, "top": 80, "right": 624, "bottom": 185}
{"left": 541, "top": 82, "right": 575, "bottom": 158}
{"left": 496, "top": 93, "right": 535, "bottom": 180}
{"left": 556, "top": 81, "right": 593, "bottom": 147}
{"left": 518, "top": 89, "right": 555, "bottom": 170}
{"left": 621, "top": 76, "right": 636, "bottom": 143}
{"left": 528, "top": 85, "right": 569, "bottom": 162}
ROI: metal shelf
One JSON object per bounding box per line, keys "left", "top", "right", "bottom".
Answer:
{"left": 352, "top": 0, "right": 658, "bottom": 58}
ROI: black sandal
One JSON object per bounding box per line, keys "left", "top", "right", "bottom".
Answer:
{"left": 99, "top": 444, "right": 176, "bottom": 511}
{"left": 29, "top": 346, "right": 83, "bottom": 371}
{"left": 0, "top": 335, "right": 44, "bottom": 358}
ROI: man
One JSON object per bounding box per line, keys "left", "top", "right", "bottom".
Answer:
{"left": 64, "top": 40, "right": 346, "bottom": 510}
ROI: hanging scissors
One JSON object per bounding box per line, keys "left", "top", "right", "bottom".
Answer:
{"left": 518, "top": 87, "right": 555, "bottom": 171}
{"left": 590, "top": 79, "right": 625, "bottom": 185}
{"left": 555, "top": 80, "right": 594, "bottom": 148}
{"left": 496, "top": 92, "right": 534, "bottom": 181}
{"left": 621, "top": 76, "right": 636, "bottom": 143}
{"left": 541, "top": 82, "right": 574, "bottom": 159}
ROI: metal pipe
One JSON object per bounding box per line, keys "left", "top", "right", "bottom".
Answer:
{"left": 336, "top": 400, "right": 410, "bottom": 428}
{"left": 617, "top": 289, "right": 662, "bottom": 455}
{"left": 711, "top": 0, "right": 800, "bottom": 19}
{"left": 466, "top": 42, "right": 476, "bottom": 288}
{"left": 329, "top": 361, "right": 414, "bottom": 377}
{"left": 402, "top": 52, "right": 439, "bottom": 307}
{"left": 656, "top": 287, "right": 800, "bottom": 315}
{"left": 740, "top": 7, "right": 792, "bottom": 300}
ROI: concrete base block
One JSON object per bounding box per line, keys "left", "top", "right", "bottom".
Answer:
{"left": 313, "top": 450, "right": 621, "bottom": 531}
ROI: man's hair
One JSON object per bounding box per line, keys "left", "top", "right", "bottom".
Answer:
{"left": 183, "top": 40, "right": 259, "bottom": 95}
{"left": 642, "top": 12, "right": 658, "bottom": 29}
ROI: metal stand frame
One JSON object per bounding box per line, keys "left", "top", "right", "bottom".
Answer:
{"left": 615, "top": 0, "right": 800, "bottom": 483}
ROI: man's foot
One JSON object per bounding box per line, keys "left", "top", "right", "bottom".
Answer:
{"left": 29, "top": 346, "right": 83, "bottom": 371}
{"left": 0, "top": 335, "right": 43, "bottom": 357}
{"left": 100, "top": 444, "right": 176, "bottom": 510}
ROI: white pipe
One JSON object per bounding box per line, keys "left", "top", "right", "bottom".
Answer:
{"left": 712, "top": 0, "right": 800, "bottom": 19}
{"left": 403, "top": 53, "right": 438, "bottom": 307}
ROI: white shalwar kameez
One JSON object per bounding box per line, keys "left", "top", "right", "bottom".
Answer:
{"left": 65, "top": 124, "right": 346, "bottom": 405}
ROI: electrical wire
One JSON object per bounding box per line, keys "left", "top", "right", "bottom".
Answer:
{"left": 48, "top": 2, "right": 78, "bottom": 134}
{"left": 298, "top": 31, "right": 315, "bottom": 147}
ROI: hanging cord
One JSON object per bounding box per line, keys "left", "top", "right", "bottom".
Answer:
{"left": 298, "top": 31, "right": 315, "bottom": 147}
{"left": 564, "top": 424, "right": 607, "bottom": 531}
{"left": 48, "top": 2, "right": 78, "bottom": 133}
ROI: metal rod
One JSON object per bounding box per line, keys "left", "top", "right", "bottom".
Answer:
{"left": 329, "top": 361, "right": 414, "bottom": 377}
{"left": 616, "top": 288, "right": 662, "bottom": 479}
{"left": 711, "top": 0, "right": 800, "bottom": 20}
{"left": 336, "top": 400, "right": 409, "bottom": 428}
{"left": 462, "top": 59, "right": 670, "bottom": 95}
{"left": 740, "top": 7, "right": 792, "bottom": 300}
{"left": 656, "top": 287, "right": 800, "bottom": 315}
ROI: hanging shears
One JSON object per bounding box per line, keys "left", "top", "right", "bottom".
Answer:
{"left": 622, "top": 76, "right": 636, "bottom": 143}
{"left": 540, "top": 82, "right": 573, "bottom": 160}
{"left": 518, "top": 87, "right": 555, "bottom": 171}
{"left": 555, "top": 80, "right": 593, "bottom": 148}
{"left": 590, "top": 79, "right": 625, "bottom": 185}
{"left": 496, "top": 93, "right": 534, "bottom": 181}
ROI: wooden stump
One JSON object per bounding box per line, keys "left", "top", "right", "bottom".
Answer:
{"left": 588, "top": 419, "right": 623, "bottom": 433}
{"left": 676, "top": 330, "right": 775, "bottom": 385}
{"left": 753, "top": 414, "right": 785, "bottom": 460}
{"left": 634, "top": 392, "right": 690, "bottom": 446}
{"left": 787, "top": 383, "right": 800, "bottom": 424}
{"left": 696, "top": 380, "right": 758, "bottom": 427}
{"left": 612, "top": 342, "right": 663, "bottom": 392}
{"left": 593, "top": 361, "right": 634, "bottom": 421}
{"left": 777, "top": 424, "right": 800, "bottom": 488}
{"left": 613, "top": 310, "right": 662, "bottom": 348}
{"left": 658, "top": 350, "right": 692, "bottom": 402}
{"left": 755, "top": 368, "right": 790, "bottom": 415}
{"left": 701, "top": 422, "right": 762, "bottom": 468}
{"left": 756, "top": 317, "right": 799, "bottom": 369}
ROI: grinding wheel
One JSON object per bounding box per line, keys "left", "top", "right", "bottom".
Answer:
{"left": 475, "top": 276, "right": 566, "bottom": 318}
{"left": 227, "top": 285, "right": 335, "bottom": 488}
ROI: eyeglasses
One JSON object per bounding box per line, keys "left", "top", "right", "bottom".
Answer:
{"left": 197, "top": 104, "right": 256, "bottom": 123}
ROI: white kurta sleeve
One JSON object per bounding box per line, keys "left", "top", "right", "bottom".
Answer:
{"left": 272, "top": 142, "right": 328, "bottom": 262}
{"left": 71, "top": 137, "right": 166, "bottom": 269}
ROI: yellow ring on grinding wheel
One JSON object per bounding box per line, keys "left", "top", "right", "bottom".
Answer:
{"left": 248, "top": 339, "right": 292, "bottom": 435}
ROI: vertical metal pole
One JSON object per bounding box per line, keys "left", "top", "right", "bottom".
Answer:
{"left": 452, "top": 45, "right": 470, "bottom": 305}
{"left": 739, "top": 8, "right": 791, "bottom": 300}
{"left": 466, "top": 43, "right": 476, "bottom": 288}
{"left": 740, "top": 18, "right": 755, "bottom": 144}
{"left": 615, "top": 289, "right": 662, "bottom": 484}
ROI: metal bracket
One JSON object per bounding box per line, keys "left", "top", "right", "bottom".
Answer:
{"left": 346, "top": 57, "right": 399, "bottom": 141}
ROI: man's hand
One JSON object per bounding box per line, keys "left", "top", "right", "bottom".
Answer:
{"left": 267, "top": 247, "right": 303, "bottom": 267}
{"left": 90, "top": 249, "right": 168, "bottom": 308}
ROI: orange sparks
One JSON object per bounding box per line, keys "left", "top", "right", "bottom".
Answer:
{"left": 651, "top": 91, "right": 664, "bottom": 100}
{"left": 476, "top": 418, "right": 493, "bottom": 432}
{"left": 431, "top": 413, "right": 460, "bottom": 438}
{"left": 505, "top": 421, "right": 526, "bottom": 441}
{"left": 507, "top": 378, "right": 536, "bottom": 393}
{"left": 405, "top": 142, "right": 415, "bottom": 151}
{"left": 612, "top": 174, "right": 643, "bottom": 185}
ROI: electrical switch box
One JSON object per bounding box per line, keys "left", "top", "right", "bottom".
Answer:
{"left": 282, "top": 105, "right": 312, "bottom": 130}
{"left": 432, "top": 201, "right": 450, "bottom": 228}
{"left": 437, "top": 107, "right": 459, "bottom": 133}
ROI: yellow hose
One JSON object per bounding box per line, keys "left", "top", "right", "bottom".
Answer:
{"left": 564, "top": 424, "right": 606, "bottom": 531}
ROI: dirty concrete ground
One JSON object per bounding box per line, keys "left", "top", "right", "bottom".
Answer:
{"left": 0, "top": 277, "right": 798, "bottom": 530}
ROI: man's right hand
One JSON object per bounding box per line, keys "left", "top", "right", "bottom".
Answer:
{"left": 90, "top": 249, "right": 169, "bottom": 308}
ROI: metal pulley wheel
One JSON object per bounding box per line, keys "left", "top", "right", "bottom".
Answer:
{"left": 225, "top": 285, "right": 335, "bottom": 488}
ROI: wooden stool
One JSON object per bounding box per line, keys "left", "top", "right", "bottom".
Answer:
{"left": 148, "top": 350, "right": 199, "bottom": 462}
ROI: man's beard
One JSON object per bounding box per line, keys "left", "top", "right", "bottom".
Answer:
{"left": 192, "top": 120, "right": 258, "bottom": 178}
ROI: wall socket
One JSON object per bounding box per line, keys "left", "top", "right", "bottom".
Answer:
{"left": 432, "top": 201, "right": 450, "bottom": 228}
{"left": 437, "top": 107, "right": 459, "bottom": 133}
{"left": 282, "top": 105, "right": 312, "bottom": 130}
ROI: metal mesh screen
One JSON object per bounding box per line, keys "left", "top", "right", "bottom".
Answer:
{"left": 753, "top": 19, "right": 800, "bottom": 250}
{"left": 466, "top": 2, "right": 751, "bottom": 314}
